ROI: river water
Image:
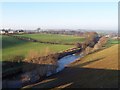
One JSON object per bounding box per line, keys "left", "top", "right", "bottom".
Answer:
{"left": 47, "top": 53, "right": 83, "bottom": 76}
{"left": 4, "top": 53, "right": 83, "bottom": 88}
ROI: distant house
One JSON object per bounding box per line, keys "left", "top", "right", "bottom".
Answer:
{"left": 0, "top": 30, "right": 8, "bottom": 34}
{"left": 105, "top": 35, "right": 110, "bottom": 38}
{"left": 8, "top": 30, "right": 14, "bottom": 34}
{"left": 0, "top": 30, "right": 5, "bottom": 34}
{"left": 0, "top": 29, "right": 15, "bottom": 34}
{"left": 112, "top": 36, "right": 119, "bottom": 40}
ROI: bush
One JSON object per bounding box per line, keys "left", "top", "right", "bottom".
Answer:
{"left": 24, "top": 47, "right": 57, "bottom": 65}
{"left": 84, "top": 32, "right": 99, "bottom": 46}
{"left": 75, "top": 43, "right": 82, "bottom": 48}
{"left": 84, "top": 46, "right": 93, "bottom": 55}
{"left": 98, "top": 36, "right": 108, "bottom": 46}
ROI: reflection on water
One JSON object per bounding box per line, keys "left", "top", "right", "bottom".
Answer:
{"left": 56, "top": 54, "right": 81, "bottom": 73}
{"left": 47, "top": 53, "right": 83, "bottom": 76}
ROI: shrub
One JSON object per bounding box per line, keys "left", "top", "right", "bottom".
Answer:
{"left": 24, "top": 47, "right": 57, "bottom": 65}
{"left": 84, "top": 46, "right": 93, "bottom": 55}
{"left": 75, "top": 43, "right": 82, "bottom": 48}
{"left": 98, "top": 36, "right": 108, "bottom": 46}
{"left": 25, "top": 50, "right": 40, "bottom": 62}
{"left": 84, "top": 32, "right": 99, "bottom": 48}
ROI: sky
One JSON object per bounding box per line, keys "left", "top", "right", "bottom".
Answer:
{"left": 0, "top": 2, "right": 118, "bottom": 30}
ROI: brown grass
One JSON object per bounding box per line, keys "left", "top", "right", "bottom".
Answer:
{"left": 26, "top": 44, "right": 119, "bottom": 88}
{"left": 71, "top": 44, "right": 118, "bottom": 70}
{"left": 24, "top": 47, "right": 54, "bottom": 62}
{"left": 23, "top": 47, "right": 57, "bottom": 72}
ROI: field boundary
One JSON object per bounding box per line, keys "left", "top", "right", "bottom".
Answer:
{"left": 6, "top": 34, "right": 75, "bottom": 45}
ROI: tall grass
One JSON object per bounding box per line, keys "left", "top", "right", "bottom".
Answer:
{"left": 24, "top": 47, "right": 57, "bottom": 65}
{"left": 21, "top": 47, "right": 58, "bottom": 83}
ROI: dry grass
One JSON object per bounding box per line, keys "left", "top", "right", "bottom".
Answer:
{"left": 24, "top": 47, "right": 54, "bottom": 62}
{"left": 23, "top": 47, "right": 58, "bottom": 72}
{"left": 71, "top": 44, "right": 118, "bottom": 70}
{"left": 28, "top": 44, "right": 119, "bottom": 88}
{"left": 25, "top": 50, "right": 41, "bottom": 61}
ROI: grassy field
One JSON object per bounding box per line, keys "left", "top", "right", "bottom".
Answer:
{"left": 105, "top": 38, "right": 120, "bottom": 48}
{"left": 2, "top": 35, "right": 74, "bottom": 61}
{"left": 14, "top": 33, "right": 85, "bottom": 44}
{"left": 28, "top": 44, "right": 119, "bottom": 88}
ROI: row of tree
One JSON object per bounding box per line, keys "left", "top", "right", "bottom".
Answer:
{"left": 75, "top": 32, "right": 108, "bottom": 55}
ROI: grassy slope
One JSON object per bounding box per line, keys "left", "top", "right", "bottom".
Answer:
{"left": 2, "top": 35, "right": 73, "bottom": 61}
{"left": 71, "top": 44, "right": 118, "bottom": 70}
{"left": 14, "top": 33, "right": 85, "bottom": 44}
{"left": 28, "top": 44, "right": 119, "bottom": 88}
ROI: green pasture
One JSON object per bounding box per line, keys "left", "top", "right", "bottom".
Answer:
{"left": 2, "top": 35, "right": 74, "bottom": 61}
{"left": 14, "top": 33, "right": 85, "bottom": 44}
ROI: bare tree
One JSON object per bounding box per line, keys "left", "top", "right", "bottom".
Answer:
{"left": 37, "top": 28, "right": 41, "bottom": 32}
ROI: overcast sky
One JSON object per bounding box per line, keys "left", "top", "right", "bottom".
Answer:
{"left": 1, "top": 2, "right": 118, "bottom": 30}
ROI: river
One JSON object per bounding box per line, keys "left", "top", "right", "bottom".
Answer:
{"left": 3, "top": 53, "right": 83, "bottom": 88}
{"left": 47, "top": 53, "right": 83, "bottom": 76}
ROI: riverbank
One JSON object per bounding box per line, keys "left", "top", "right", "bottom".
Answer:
{"left": 2, "top": 47, "right": 82, "bottom": 88}
{"left": 25, "top": 44, "right": 119, "bottom": 88}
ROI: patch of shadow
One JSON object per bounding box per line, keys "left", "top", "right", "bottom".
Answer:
{"left": 2, "top": 35, "right": 28, "bottom": 49}
{"left": 30, "top": 57, "right": 119, "bottom": 88}
{"left": 2, "top": 61, "right": 57, "bottom": 88}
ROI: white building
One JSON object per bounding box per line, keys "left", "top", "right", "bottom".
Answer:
{"left": 105, "top": 35, "right": 110, "bottom": 38}
{"left": 112, "top": 36, "right": 119, "bottom": 40}
{"left": 0, "top": 30, "right": 6, "bottom": 34}
{"left": 8, "top": 30, "right": 14, "bottom": 34}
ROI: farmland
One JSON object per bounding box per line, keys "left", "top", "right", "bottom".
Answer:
{"left": 14, "top": 33, "right": 85, "bottom": 44}
{"left": 2, "top": 34, "right": 85, "bottom": 61}
{"left": 2, "top": 32, "right": 119, "bottom": 88}
{"left": 28, "top": 44, "right": 119, "bottom": 88}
